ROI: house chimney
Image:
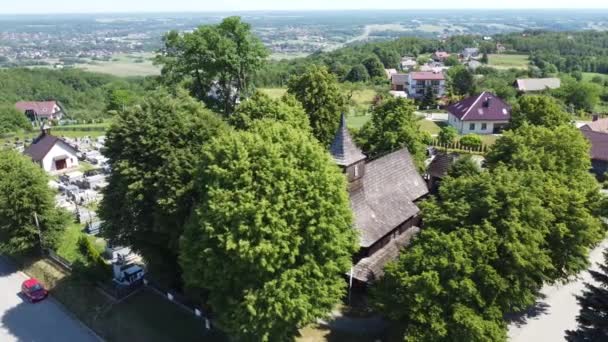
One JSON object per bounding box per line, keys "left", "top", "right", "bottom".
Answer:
{"left": 592, "top": 114, "right": 600, "bottom": 122}
{"left": 484, "top": 97, "right": 491, "bottom": 108}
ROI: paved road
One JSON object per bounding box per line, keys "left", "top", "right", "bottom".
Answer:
{"left": 508, "top": 238, "right": 608, "bottom": 342}
{"left": 0, "top": 257, "right": 100, "bottom": 342}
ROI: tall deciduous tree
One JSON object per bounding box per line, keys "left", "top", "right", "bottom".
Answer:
{"left": 566, "top": 249, "right": 608, "bottom": 341}
{"left": 363, "top": 55, "right": 386, "bottom": 79}
{"left": 448, "top": 66, "right": 476, "bottom": 96}
{"left": 510, "top": 95, "right": 571, "bottom": 129}
{"left": 100, "top": 90, "right": 227, "bottom": 285}
{"left": 287, "top": 65, "right": 348, "bottom": 146}
{"left": 0, "top": 150, "right": 68, "bottom": 254}
{"left": 355, "top": 97, "right": 427, "bottom": 166}
{"left": 346, "top": 64, "right": 370, "bottom": 82}
{"left": 0, "top": 105, "right": 31, "bottom": 134}
{"left": 229, "top": 91, "right": 310, "bottom": 131}
{"left": 156, "top": 17, "right": 269, "bottom": 114}
{"left": 438, "top": 126, "right": 458, "bottom": 146}
{"left": 374, "top": 167, "right": 559, "bottom": 342}
{"left": 180, "top": 120, "right": 357, "bottom": 341}
{"left": 487, "top": 125, "right": 604, "bottom": 278}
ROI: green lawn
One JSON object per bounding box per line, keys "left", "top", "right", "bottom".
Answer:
{"left": 582, "top": 72, "right": 606, "bottom": 82}
{"left": 100, "top": 289, "right": 224, "bottom": 342}
{"left": 259, "top": 88, "right": 287, "bottom": 99}
{"left": 19, "top": 256, "right": 215, "bottom": 342}
{"left": 259, "top": 87, "right": 377, "bottom": 108}
{"left": 420, "top": 120, "right": 442, "bottom": 135}
{"left": 55, "top": 222, "right": 105, "bottom": 263}
{"left": 477, "top": 134, "right": 498, "bottom": 146}
{"left": 488, "top": 54, "right": 529, "bottom": 69}
{"left": 346, "top": 114, "right": 370, "bottom": 130}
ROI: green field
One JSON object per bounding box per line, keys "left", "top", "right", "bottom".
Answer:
{"left": 488, "top": 54, "right": 529, "bottom": 69}
{"left": 582, "top": 72, "right": 606, "bottom": 82}
{"left": 259, "top": 88, "right": 287, "bottom": 99}
{"left": 76, "top": 53, "right": 160, "bottom": 77}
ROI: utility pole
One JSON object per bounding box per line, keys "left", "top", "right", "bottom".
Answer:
{"left": 33, "top": 212, "right": 44, "bottom": 255}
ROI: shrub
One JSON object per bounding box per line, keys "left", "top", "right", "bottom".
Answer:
{"left": 460, "top": 134, "right": 482, "bottom": 149}
{"left": 77, "top": 236, "right": 109, "bottom": 282}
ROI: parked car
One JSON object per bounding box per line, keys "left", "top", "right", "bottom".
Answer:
{"left": 21, "top": 278, "right": 48, "bottom": 302}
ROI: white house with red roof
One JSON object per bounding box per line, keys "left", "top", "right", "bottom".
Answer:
{"left": 24, "top": 124, "right": 79, "bottom": 173}
{"left": 406, "top": 71, "right": 446, "bottom": 100}
{"left": 447, "top": 92, "right": 511, "bottom": 135}
{"left": 431, "top": 51, "right": 450, "bottom": 62}
{"left": 15, "top": 100, "right": 64, "bottom": 122}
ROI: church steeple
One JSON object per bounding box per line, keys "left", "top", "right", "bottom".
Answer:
{"left": 330, "top": 113, "right": 366, "bottom": 167}
{"left": 330, "top": 114, "right": 366, "bottom": 190}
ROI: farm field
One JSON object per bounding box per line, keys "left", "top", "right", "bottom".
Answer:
{"left": 76, "top": 53, "right": 160, "bottom": 77}
{"left": 487, "top": 54, "right": 529, "bottom": 69}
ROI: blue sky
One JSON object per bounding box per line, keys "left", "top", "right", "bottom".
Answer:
{"left": 1, "top": 0, "right": 607, "bottom": 14}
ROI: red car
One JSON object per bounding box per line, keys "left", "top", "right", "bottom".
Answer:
{"left": 21, "top": 278, "right": 48, "bottom": 303}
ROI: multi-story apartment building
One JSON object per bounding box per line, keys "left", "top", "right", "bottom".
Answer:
{"left": 406, "top": 71, "right": 446, "bottom": 99}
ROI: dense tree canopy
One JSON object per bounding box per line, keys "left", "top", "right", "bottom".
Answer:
{"left": 363, "top": 55, "right": 386, "bottom": 79}
{"left": 346, "top": 64, "right": 370, "bottom": 82}
{"left": 287, "top": 65, "right": 347, "bottom": 146}
{"left": 448, "top": 66, "right": 476, "bottom": 96}
{"left": 438, "top": 126, "right": 458, "bottom": 146}
{"left": 553, "top": 77, "right": 602, "bottom": 112}
{"left": 180, "top": 120, "right": 357, "bottom": 341}
{"left": 355, "top": 97, "right": 426, "bottom": 166}
{"left": 487, "top": 125, "right": 604, "bottom": 277}
{"left": 510, "top": 95, "right": 571, "bottom": 129}
{"left": 0, "top": 68, "right": 144, "bottom": 121}
{"left": 486, "top": 124, "right": 590, "bottom": 175}
{"left": 157, "top": 16, "right": 269, "bottom": 114}
{"left": 0, "top": 150, "right": 68, "bottom": 254}
{"left": 229, "top": 91, "right": 310, "bottom": 131}
{"left": 0, "top": 105, "right": 31, "bottom": 134}
{"left": 375, "top": 167, "right": 557, "bottom": 341}
{"left": 100, "top": 90, "right": 227, "bottom": 285}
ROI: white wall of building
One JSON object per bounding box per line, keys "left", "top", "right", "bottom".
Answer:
{"left": 41, "top": 141, "right": 79, "bottom": 172}
{"left": 407, "top": 76, "right": 446, "bottom": 99}
{"left": 447, "top": 113, "right": 507, "bottom": 135}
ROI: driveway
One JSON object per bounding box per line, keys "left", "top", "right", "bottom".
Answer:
{"left": 508, "top": 238, "right": 608, "bottom": 341}
{"left": 0, "top": 256, "right": 100, "bottom": 341}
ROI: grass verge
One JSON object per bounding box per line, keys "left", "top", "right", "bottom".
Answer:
{"left": 16, "top": 255, "right": 217, "bottom": 342}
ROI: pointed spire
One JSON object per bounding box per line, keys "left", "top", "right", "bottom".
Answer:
{"left": 330, "top": 113, "right": 366, "bottom": 167}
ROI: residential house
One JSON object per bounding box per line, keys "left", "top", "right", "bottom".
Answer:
{"left": 406, "top": 71, "right": 446, "bottom": 100}
{"left": 580, "top": 115, "right": 608, "bottom": 133}
{"left": 462, "top": 47, "right": 480, "bottom": 60}
{"left": 401, "top": 57, "right": 417, "bottom": 71}
{"left": 515, "top": 78, "right": 561, "bottom": 93}
{"left": 580, "top": 128, "right": 608, "bottom": 177}
{"left": 426, "top": 153, "right": 459, "bottom": 193}
{"left": 330, "top": 115, "right": 429, "bottom": 285}
{"left": 466, "top": 60, "right": 482, "bottom": 71}
{"left": 15, "top": 100, "right": 64, "bottom": 122}
{"left": 24, "top": 124, "right": 79, "bottom": 173}
{"left": 384, "top": 68, "right": 398, "bottom": 79}
{"left": 447, "top": 92, "right": 511, "bottom": 134}
{"left": 390, "top": 73, "right": 408, "bottom": 91}
{"left": 431, "top": 51, "right": 450, "bottom": 62}
{"left": 580, "top": 116, "right": 608, "bottom": 177}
